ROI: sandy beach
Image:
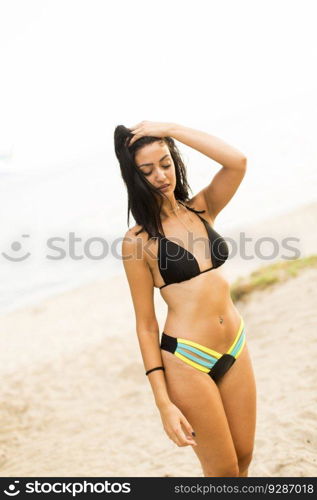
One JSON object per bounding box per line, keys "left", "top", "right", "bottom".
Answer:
{"left": 0, "top": 202, "right": 316, "bottom": 477}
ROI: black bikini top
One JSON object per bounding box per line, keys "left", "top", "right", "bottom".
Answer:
{"left": 157, "top": 201, "right": 229, "bottom": 290}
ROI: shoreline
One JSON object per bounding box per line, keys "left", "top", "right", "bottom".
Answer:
{"left": 1, "top": 199, "right": 317, "bottom": 318}
{"left": 0, "top": 200, "right": 316, "bottom": 476}
{"left": 0, "top": 263, "right": 316, "bottom": 476}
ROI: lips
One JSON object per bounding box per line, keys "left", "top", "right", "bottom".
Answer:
{"left": 159, "top": 184, "right": 170, "bottom": 190}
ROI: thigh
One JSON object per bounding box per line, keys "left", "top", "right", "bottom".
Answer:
{"left": 217, "top": 342, "right": 257, "bottom": 461}
{"left": 161, "top": 350, "right": 239, "bottom": 476}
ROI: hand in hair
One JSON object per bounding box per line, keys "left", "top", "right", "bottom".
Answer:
{"left": 128, "top": 120, "right": 174, "bottom": 146}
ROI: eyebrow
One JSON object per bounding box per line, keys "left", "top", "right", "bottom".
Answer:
{"left": 137, "top": 154, "right": 170, "bottom": 168}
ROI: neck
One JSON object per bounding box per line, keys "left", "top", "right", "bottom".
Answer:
{"left": 159, "top": 195, "right": 181, "bottom": 219}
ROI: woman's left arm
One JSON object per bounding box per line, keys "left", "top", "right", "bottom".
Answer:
{"left": 168, "top": 123, "right": 247, "bottom": 220}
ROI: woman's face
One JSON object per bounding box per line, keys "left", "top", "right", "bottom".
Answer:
{"left": 134, "top": 140, "right": 176, "bottom": 197}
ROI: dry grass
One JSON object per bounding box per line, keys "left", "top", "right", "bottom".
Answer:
{"left": 230, "top": 254, "right": 317, "bottom": 302}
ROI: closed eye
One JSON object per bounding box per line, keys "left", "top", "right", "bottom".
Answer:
{"left": 143, "top": 164, "right": 171, "bottom": 176}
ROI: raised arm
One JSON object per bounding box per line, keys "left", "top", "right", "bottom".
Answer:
{"left": 168, "top": 123, "right": 247, "bottom": 220}
{"left": 127, "top": 121, "right": 246, "bottom": 220}
{"left": 121, "top": 228, "right": 197, "bottom": 447}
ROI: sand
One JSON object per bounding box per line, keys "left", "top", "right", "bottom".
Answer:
{"left": 0, "top": 202, "right": 316, "bottom": 477}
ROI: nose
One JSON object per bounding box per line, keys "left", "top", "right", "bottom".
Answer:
{"left": 155, "top": 169, "right": 168, "bottom": 183}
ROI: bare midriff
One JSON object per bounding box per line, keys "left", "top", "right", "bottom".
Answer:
{"left": 160, "top": 268, "right": 242, "bottom": 354}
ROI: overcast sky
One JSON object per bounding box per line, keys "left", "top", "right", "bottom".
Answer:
{"left": 0, "top": 0, "right": 316, "bottom": 170}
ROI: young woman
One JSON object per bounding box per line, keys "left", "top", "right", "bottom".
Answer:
{"left": 115, "top": 121, "right": 257, "bottom": 477}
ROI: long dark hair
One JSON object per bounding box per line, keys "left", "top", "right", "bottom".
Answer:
{"left": 114, "top": 124, "right": 204, "bottom": 239}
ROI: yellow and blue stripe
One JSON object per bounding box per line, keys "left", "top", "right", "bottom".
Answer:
{"left": 160, "top": 316, "right": 246, "bottom": 383}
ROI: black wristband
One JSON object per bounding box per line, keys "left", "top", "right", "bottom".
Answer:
{"left": 145, "top": 366, "right": 165, "bottom": 376}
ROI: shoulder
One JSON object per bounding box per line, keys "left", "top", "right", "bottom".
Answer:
{"left": 122, "top": 224, "right": 148, "bottom": 247}
{"left": 122, "top": 224, "right": 153, "bottom": 263}
{"left": 186, "top": 191, "right": 215, "bottom": 225}
{"left": 123, "top": 223, "right": 144, "bottom": 239}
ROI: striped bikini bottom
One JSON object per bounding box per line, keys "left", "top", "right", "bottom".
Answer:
{"left": 160, "top": 315, "right": 246, "bottom": 384}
